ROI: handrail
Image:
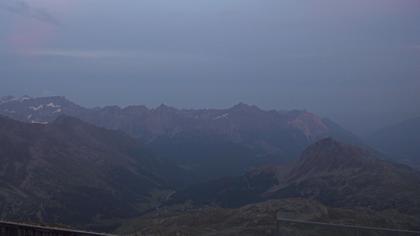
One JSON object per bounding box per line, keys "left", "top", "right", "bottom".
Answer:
{"left": 0, "top": 220, "right": 115, "bottom": 235}
{"left": 277, "top": 217, "right": 420, "bottom": 235}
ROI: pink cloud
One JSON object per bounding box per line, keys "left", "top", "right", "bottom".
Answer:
{"left": 7, "top": 18, "right": 56, "bottom": 55}
{"left": 5, "top": 0, "right": 75, "bottom": 55}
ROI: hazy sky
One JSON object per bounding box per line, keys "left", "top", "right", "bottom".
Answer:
{"left": 1, "top": 0, "right": 419, "bottom": 134}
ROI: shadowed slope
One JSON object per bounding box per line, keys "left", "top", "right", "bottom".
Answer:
{"left": 0, "top": 115, "right": 188, "bottom": 229}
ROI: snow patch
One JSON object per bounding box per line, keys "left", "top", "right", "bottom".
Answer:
{"left": 27, "top": 114, "right": 32, "bottom": 120}
{"left": 30, "top": 105, "right": 44, "bottom": 111}
{"left": 214, "top": 113, "right": 229, "bottom": 120}
{"left": 20, "top": 96, "right": 31, "bottom": 102}
{"left": 53, "top": 108, "right": 62, "bottom": 113}
{"left": 31, "top": 121, "right": 48, "bottom": 125}
{"left": 46, "top": 102, "right": 61, "bottom": 108}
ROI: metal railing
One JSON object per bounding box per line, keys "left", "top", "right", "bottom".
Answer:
{"left": 276, "top": 218, "right": 420, "bottom": 236}
{"left": 0, "top": 220, "right": 115, "bottom": 236}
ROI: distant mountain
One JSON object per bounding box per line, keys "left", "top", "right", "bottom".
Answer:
{"left": 0, "top": 96, "right": 88, "bottom": 124}
{"left": 0, "top": 115, "right": 188, "bottom": 229}
{"left": 0, "top": 96, "right": 361, "bottom": 180}
{"left": 171, "top": 139, "right": 420, "bottom": 216}
{"left": 274, "top": 139, "right": 420, "bottom": 213}
{"left": 367, "top": 117, "right": 420, "bottom": 169}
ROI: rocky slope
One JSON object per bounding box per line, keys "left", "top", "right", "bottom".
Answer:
{"left": 117, "top": 139, "right": 420, "bottom": 235}
{"left": 273, "top": 138, "right": 420, "bottom": 214}
{"left": 0, "top": 115, "right": 188, "bottom": 229}
{"left": 117, "top": 199, "right": 420, "bottom": 236}
{"left": 169, "top": 138, "right": 420, "bottom": 218}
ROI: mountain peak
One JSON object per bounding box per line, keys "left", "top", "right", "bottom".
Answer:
{"left": 302, "top": 138, "right": 372, "bottom": 164}
{"left": 287, "top": 111, "right": 329, "bottom": 139}
{"left": 230, "top": 102, "right": 260, "bottom": 112}
{"left": 288, "top": 138, "right": 376, "bottom": 181}
{"left": 155, "top": 103, "right": 176, "bottom": 112}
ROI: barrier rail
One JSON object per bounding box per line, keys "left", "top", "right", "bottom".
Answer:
{"left": 277, "top": 217, "right": 420, "bottom": 236}
{"left": 0, "top": 220, "right": 115, "bottom": 236}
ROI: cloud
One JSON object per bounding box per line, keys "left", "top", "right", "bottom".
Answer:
{"left": 0, "top": 0, "right": 59, "bottom": 25}
{"left": 29, "top": 49, "right": 137, "bottom": 59}
{"left": 26, "top": 49, "right": 228, "bottom": 65}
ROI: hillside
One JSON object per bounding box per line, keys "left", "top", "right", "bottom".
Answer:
{"left": 273, "top": 138, "right": 420, "bottom": 213}
{"left": 0, "top": 115, "right": 188, "bottom": 230}
{"left": 117, "top": 199, "right": 420, "bottom": 236}
{"left": 169, "top": 138, "right": 420, "bottom": 220}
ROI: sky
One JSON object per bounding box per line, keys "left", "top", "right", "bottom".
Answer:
{"left": 0, "top": 0, "right": 419, "bottom": 135}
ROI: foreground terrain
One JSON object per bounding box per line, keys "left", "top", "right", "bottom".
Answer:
{"left": 118, "top": 139, "right": 420, "bottom": 235}
{"left": 117, "top": 199, "right": 420, "bottom": 236}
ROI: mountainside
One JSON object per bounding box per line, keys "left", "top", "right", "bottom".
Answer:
{"left": 367, "top": 117, "right": 420, "bottom": 169}
{"left": 131, "top": 139, "right": 420, "bottom": 235}
{"left": 117, "top": 199, "right": 420, "bottom": 236}
{"left": 274, "top": 139, "right": 420, "bottom": 213}
{"left": 0, "top": 115, "right": 188, "bottom": 230}
{"left": 170, "top": 139, "right": 420, "bottom": 216}
{"left": 0, "top": 96, "right": 360, "bottom": 180}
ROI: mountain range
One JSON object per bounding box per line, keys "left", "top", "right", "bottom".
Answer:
{"left": 1, "top": 95, "right": 419, "bottom": 235}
